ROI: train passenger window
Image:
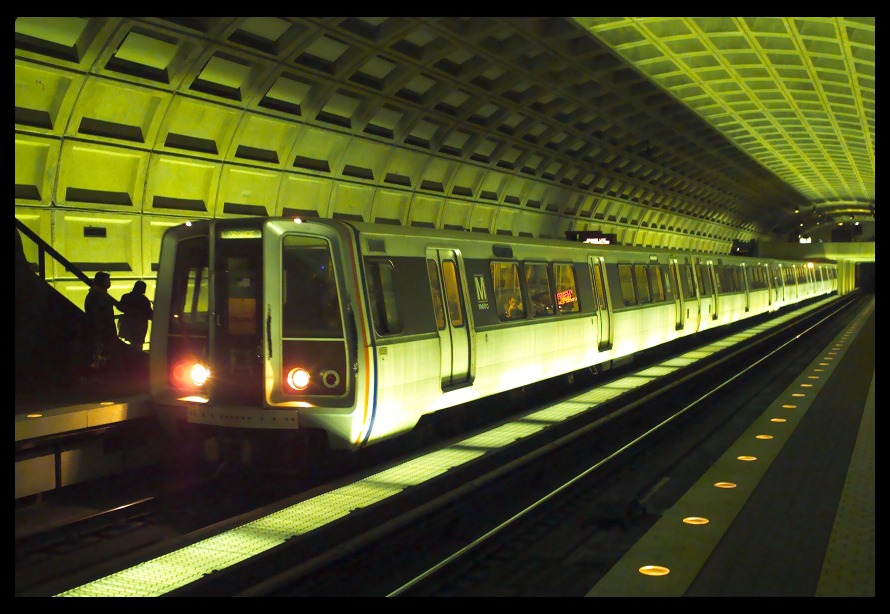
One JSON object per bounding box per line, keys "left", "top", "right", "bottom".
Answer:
{"left": 648, "top": 264, "right": 665, "bottom": 302}
{"left": 634, "top": 264, "right": 651, "bottom": 304}
{"left": 491, "top": 261, "right": 525, "bottom": 320}
{"left": 365, "top": 259, "right": 403, "bottom": 335}
{"left": 426, "top": 259, "right": 446, "bottom": 330}
{"left": 553, "top": 263, "right": 579, "bottom": 314}
{"left": 715, "top": 265, "right": 730, "bottom": 293}
{"left": 524, "top": 263, "right": 554, "bottom": 316}
{"left": 617, "top": 264, "right": 637, "bottom": 306}
{"left": 441, "top": 260, "right": 464, "bottom": 327}
{"left": 696, "top": 263, "right": 712, "bottom": 295}
{"left": 660, "top": 264, "right": 674, "bottom": 301}
{"left": 682, "top": 265, "right": 696, "bottom": 298}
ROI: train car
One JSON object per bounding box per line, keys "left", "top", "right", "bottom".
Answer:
{"left": 149, "top": 217, "right": 836, "bottom": 461}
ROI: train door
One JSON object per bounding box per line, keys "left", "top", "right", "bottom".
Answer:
{"left": 682, "top": 257, "right": 702, "bottom": 332}
{"left": 763, "top": 264, "right": 774, "bottom": 309}
{"left": 426, "top": 247, "right": 473, "bottom": 390}
{"left": 696, "top": 258, "right": 719, "bottom": 321}
{"left": 740, "top": 264, "right": 751, "bottom": 312}
{"left": 210, "top": 225, "right": 265, "bottom": 406}
{"left": 771, "top": 264, "right": 783, "bottom": 305}
{"left": 588, "top": 256, "right": 613, "bottom": 351}
{"left": 668, "top": 258, "right": 685, "bottom": 330}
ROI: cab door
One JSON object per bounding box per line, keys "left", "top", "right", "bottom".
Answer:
{"left": 426, "top": 247, "right": 473, "bottom": 390}
{"left": 263, "top": 221, "right": 351, "bottom": 407}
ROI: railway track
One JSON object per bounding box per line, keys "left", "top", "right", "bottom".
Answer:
{"left": 15, "top": 294, "right": 861, "bottom": 597}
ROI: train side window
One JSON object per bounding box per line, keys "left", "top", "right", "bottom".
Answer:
{"left": 426, "top": 259, "right": 447, "bottom": 330}
{"left": 696, "top": 263, "right": 713, "bottom": 295}
{"left": 553, "top": 263, "right": 579, "bottom": 314}
{"left": 490, "top": 261, "right": 525, "bottom": 320}
{"left": 635, "top": 264, "right": 651, "bottom": 304}
{"left": 617, "top": 264, "right": 637, "bottom": 306}
{"left": 170, "top": 236, "right": 210, "bottom": 336}
{"left": 715, "top": 265, "right": 730, "bottom": 293}
{"left": 649, "top": 264, "right": 665, "bottom": 302}
{"left": 525, "top": 262, "right": 554, "bottom": 316}
{"left": 682, "top": 265, "right": 696, "bottom": 297}
{"left": 441, "top": 260, "right": 465, "bottom": 327}
{"left": 660, "top": 264, "right": 674, "bottom": 301}
{"left": 365, "top": 259, "right": 403, "bottom": 335}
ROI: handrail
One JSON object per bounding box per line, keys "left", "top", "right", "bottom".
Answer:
{"left": 15, "top": 217, "right": 122, "bottom": 310}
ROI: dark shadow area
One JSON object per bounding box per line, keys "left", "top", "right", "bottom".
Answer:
{"left": 15, "top": 223, "right": 149, "bottom": 411}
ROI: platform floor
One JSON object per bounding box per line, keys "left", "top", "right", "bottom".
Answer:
{"left": 587, "top": 296, "right": 875, "bottom": 597}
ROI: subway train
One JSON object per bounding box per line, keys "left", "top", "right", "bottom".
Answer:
{"left": 149, "top": 217, "right": 837, "bottom": 460}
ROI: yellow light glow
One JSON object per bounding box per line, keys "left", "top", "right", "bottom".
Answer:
{"left": 682, "top": 516, "right": 709, "bottom": 525}
{"left": 782, "top": 404, "right": 797, "bottom": 409}
{"left": 26, "top": 413, "right": 42, "bottom": 418}
{"left": 755, "top": 434, "right": 773, "bottom": 439}
{"left": 737, "top": 455, "right": 757, "bottom": 461}
{"left": 287, "top": 367, "right": 311, "bottom": 391}
{"left": 714, "top": 482, "right": 737, "bottom": 489}
{"left": 770, "top": 418, "right": 787, "bottom": 423}
{"left": 639, "top": 565, "right": 670, "bottom": 577}
{"left": 190, "top": 364, "right": 211, "bottom": 386}
{"left": 792, "top": 393, "right": 805, "bottom": 397}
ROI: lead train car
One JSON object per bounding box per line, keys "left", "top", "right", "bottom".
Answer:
{"left": 150, "top": 217, "right": 836, "bottom": 457}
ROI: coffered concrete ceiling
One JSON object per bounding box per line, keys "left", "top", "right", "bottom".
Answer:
{"left": 14, "top": 17, "right": 874, "bottom": 252}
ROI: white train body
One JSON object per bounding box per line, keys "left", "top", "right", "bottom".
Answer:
{"left": 150, "top": 218, "right": 837, "bottom": 452}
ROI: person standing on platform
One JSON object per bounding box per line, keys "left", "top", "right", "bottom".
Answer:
{"left": 118, "top": 280, "right": 153, "bottom": 349}
{"left": 83, "top": 271, "right": 119, "bottom": 380}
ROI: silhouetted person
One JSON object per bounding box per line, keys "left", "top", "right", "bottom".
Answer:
{"left": 118, "top": 280, "right": 153, "bottom": 348}
{"left": 83, "top": 271, "right": 118, "bottom": 379}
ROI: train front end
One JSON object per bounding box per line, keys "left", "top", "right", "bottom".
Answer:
{"left": 150, "top": 217, "right": 371, "bottom": 457}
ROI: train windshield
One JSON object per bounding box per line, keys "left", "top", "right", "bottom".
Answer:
{"left": 282, "top": 237, "right": 342, "bottom": 338}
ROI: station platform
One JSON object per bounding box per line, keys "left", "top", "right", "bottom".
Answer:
{"left": 587, "top": 296, "right": 874, "bottom": 597}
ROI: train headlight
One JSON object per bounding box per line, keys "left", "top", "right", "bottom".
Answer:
{"left": 171, "top": 360, "right": 211, "bottom": 390}
{"left": 286, "top": 367, "right": 311, "bottom": 391}
{"left": 190, "top": 364, "right": 211, "bottom": 386}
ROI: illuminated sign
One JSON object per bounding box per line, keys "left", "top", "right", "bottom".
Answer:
{"left": 556, "top": 288, "right": 575, "bottom": 306}
{"left": 565, "top": 230, "right": 617, "bottom": 244}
